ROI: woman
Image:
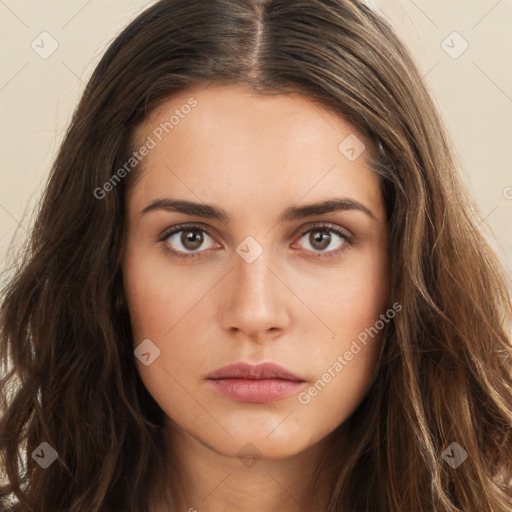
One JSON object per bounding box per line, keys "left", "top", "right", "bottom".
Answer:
{"left": 1, "top": 0, "right": 511, "bottom": 510}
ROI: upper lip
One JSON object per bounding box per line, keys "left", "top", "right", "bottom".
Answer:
{"left": 207, "top": 362, "right": 305, "bottom": 382}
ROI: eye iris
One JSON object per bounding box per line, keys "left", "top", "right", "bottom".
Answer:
{"left": 310, "top": 230, "right": 331, "bottom": 250}
{"left": 181, "top": 230, "right": 203, "bottom": 250}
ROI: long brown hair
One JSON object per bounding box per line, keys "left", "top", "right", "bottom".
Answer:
{"left": 1, "top": 0, "right": 511, "bottom": 510}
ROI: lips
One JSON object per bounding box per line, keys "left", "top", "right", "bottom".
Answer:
{"left": 206, "top": 362, "right": 306, "bottom": 403}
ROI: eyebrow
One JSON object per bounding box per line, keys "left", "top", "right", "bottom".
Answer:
{"left": 139, "top": 197, "right": 379, "bottom": 222}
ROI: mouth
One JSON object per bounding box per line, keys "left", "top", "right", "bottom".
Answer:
{"left": 206, "top": 362, "right": 306, "bottom": 403}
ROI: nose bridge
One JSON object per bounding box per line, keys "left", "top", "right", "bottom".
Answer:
{"left": 221, "top": 236, "right": 289, "bottom": 335}
{"left": 233, "top": 240, "right": 275, "bottom": 308}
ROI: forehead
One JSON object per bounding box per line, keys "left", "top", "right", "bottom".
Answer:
{"left": 128, "top": 83, "right": 384, "bottom": 222}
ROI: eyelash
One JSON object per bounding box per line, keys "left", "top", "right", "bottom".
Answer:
{"left": 157, "top": 223, "right": 354, "bottom": 261}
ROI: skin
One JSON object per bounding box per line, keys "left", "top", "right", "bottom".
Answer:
{"left": 122, "top": 83, "right": 390, "bottom": 512}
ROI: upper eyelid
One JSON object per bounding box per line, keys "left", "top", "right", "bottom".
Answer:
{"left": 159, "top": 222, "right": 217, "bottom": 242}
{"left": 159, "top": 222, "right": 352, "bottom": 245}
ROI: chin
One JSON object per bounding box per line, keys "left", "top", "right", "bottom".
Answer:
{"left": 203, "top": 422, "right": 322, "bottom": 461}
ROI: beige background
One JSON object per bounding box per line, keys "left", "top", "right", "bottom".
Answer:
{"left": 1, "top": 0, "right": 511, "bottom": 285}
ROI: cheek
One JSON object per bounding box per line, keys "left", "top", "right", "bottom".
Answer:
{"left": 293, "top": 246, "right": 389, "bottom": 425}
{"left": 123, "top": 252, "right": 215, "bottom": 421}
{"left": 123, "top": 247, "right": 207, "bottom": 339}
{"left": 294, "top": 340, "right": 381, "bottom": 443}
{"left": 305, "top": 241, "right": 390, "bottom": 344}
{"left": 295, "top": 284, "right": 388, "bottom": 435}
{"left": 123, "top": 249, "right": 219, "bottom": 386}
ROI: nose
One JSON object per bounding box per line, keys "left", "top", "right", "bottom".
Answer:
{"left": 219, "top": 246, "right": 290, "bottom": 340}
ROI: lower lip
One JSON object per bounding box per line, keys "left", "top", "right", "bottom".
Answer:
{"left": 207, "top": 378, "right": 305, "bottom": 403}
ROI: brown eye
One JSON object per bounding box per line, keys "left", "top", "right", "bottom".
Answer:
{"left": 295, "top": 224, "right": 353, "bottom": 258}
{"left": 159, "top": 225, "right": 218, "bottom": 259}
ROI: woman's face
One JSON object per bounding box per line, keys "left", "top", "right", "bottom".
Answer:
{"left": 123, "top": 83, "right": 390, "bottom": 460}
